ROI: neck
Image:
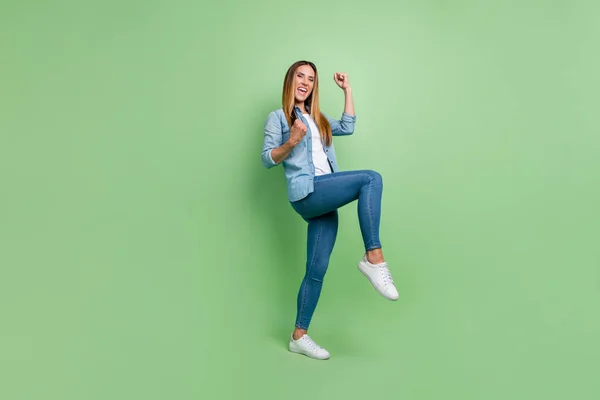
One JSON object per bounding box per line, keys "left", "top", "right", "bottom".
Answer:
{"left": 295, "top": 102, "right": 305, "bottom": 110}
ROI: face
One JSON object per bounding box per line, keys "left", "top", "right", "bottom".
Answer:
{"left": 293, "top": 64, "right": 315, "bottom": 105}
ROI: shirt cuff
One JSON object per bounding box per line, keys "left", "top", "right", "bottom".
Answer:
{"left": 341, "top": 112, "right": 356, "bottom": 122}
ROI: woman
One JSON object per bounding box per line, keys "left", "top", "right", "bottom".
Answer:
{"left": 262, "top": 60, "right": 398, "bottom": 360}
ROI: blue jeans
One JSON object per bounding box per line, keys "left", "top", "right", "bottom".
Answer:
{"left": 289, "top": 170, "right": 384, "bottom": 330}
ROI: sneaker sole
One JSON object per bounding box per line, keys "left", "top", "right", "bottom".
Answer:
{"left": 289, "top": 345, "right": 330, "bottom": 360}
{"left": 358, "top": 262, "right": 399, "bottom": 301}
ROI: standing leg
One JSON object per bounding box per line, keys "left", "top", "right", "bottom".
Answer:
{"left": 294, "top": 210, "right": 339, "bottom": 335}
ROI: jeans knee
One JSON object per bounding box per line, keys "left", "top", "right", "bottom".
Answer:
{"left": 367, "top": 170, "right": 383, "bottom": 186}
{"left": 306, "top": 264, "right": 328, "bottom": 284}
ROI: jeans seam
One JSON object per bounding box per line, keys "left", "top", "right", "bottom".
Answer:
{"left": 368, "top": 174, "right": 375, "bottom": 250}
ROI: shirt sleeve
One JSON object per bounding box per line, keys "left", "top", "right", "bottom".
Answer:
{"left": 325, "top": 112, "right": 356, "bottom": 136}
{"left": 262, "top": 112, "right": 282, "bottom": 168}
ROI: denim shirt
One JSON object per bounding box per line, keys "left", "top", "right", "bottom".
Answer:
{"left": 262, "top": 105, "right": 356, "bottom": 202}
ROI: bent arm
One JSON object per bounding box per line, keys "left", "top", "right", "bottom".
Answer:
{"left": 327, "top": 87, "right": 356, "bottom": 136}
{"left": 343, "top": 87, "right": 354, "bottom": 117}
{"left": 262, "top": 112, "right": 297, "bottom": 167}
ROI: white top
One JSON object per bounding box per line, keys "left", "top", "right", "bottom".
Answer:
{"left": 303, "top": 114, "right": 331, "bottom": 176}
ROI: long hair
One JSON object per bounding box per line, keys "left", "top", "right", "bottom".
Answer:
{"left": 282, "top": 60, "right": 332, "bottom": 146}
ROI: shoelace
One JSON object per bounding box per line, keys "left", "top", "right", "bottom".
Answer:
{"left": 379, "top": 264, "right": 394, "bottom": 284}
{"left": 302, "top": 335, "right": 322, "bottom": 350}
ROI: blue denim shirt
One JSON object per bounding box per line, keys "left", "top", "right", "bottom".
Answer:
{"left": 262, "top": 105, "right": 356, "bottom": 202}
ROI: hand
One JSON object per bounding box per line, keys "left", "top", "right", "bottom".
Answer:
{"left": 289, "top": 119, "right": 307, "bottom": 146}
{"left": 334, "top": 72, "right": 351, "bottom": 90}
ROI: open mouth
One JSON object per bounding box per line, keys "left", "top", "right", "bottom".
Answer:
{"left": 297, "top": 87, "right": 309, "bottom": 96}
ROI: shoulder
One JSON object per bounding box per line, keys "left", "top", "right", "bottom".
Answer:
{"left": 267, "top": 108, "right": 284, "bottom": 118}
{"left": 264, "top": 108, "right": 286, "bottom": 131}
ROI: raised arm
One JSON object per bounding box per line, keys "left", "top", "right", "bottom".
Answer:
{"left": 334, "top": 72, "right": 354, "bottom": 116}
{"left": 327, "top": 72, "right": 357, "bottom": 136}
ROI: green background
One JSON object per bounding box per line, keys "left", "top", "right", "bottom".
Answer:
{"left": 1, "top": 0, "right": 599, "bottom": 399}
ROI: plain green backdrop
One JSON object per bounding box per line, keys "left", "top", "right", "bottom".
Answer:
{"left": 1, "top": 0, "right": 599, "bottom": 399}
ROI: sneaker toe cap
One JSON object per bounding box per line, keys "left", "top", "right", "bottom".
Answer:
{"left": 385, "top": 285, "right": 399, "bottom": 300}
{"left": 316, "top": 349, "right": 331, "bottom": 359}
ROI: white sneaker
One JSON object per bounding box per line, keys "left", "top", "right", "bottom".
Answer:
{"left": 358, "top": 255, "right": 399, "bottom": 300}
{"left": 289, "top": 334, "right": 330, "bottom": 360}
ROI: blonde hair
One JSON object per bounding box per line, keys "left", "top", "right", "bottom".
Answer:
{"left": 282, "top": 61, "right": 332, "bottom": 146}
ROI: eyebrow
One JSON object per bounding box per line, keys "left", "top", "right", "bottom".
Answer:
{"left": 297, "top": 72, "right": 315, "bottom": 80}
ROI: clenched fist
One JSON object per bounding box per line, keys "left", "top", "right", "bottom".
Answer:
{"left": 334, "top": 72, "right": 351, "bottom": 90}
{"left": 289, "top": 119, "right": 307, "bottom": 146}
